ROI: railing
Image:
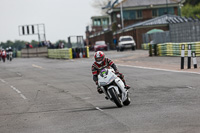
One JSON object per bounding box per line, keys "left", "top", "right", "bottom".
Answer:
{"left": 142, "top": 42, "right": 200, "bottom": 56}
{"left": 17, "top": 47, "right": 90, "bottom": 59}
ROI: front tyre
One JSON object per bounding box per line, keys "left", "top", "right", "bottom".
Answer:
{"left": 123, "top": 97, "right": 131, "bottom": 106}
{"left": 109, "top": 88, "right": 123, "bottom": 108}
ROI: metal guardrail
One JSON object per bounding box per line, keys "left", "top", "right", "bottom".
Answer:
{"left": 157, "top": 43, "right": 200, "bottom": 56}
{"left": 17, "top": 47, "right": 90, "bottom": 59}
{"left": 48, "top": 48, "right": 72, "bottom": 59}
{"left": 142, "top": 42, "right": 200, "bottom": 56}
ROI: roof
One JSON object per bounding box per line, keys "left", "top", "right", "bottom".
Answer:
{"left": 116, "top": 0, "right": 183, "bottom": 8}
{"left": 91, "top": 15, "right": 109, "bottom": 19}
{"left": 120, "top": 14, "right": 180, "bottom": 32}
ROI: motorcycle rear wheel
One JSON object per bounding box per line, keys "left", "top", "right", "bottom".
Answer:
{"left": 109, "top": 88, "right": 123, "bottom": 108}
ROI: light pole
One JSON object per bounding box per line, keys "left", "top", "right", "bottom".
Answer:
{"left": 166, "top": 0, "right": 168, "bottom": 14}
{"left": 120, "top": 1, "right": 124, "bottom": 29}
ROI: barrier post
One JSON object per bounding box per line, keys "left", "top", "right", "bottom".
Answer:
{"left": 192, "top": 51, "right": 198, "bottom": 69}
{"left": 154, "top": 44, "right": 158, "bottom": 56}
{"left": 187, "top": 44, "right": 191, "bottom": 69}
{"left": 181, "top": 44, "right": 185, "bottom": 69}
{"left": 149, "top": 44, "right": 152, "bottom": 56}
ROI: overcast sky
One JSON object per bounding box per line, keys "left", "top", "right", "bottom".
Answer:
{"left": 0, "top": 0, "right": 101, "bottom": 43}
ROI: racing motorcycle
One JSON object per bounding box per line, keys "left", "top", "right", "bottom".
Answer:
{"left": 98, "top": 68, "right": 131, "bottom": 108}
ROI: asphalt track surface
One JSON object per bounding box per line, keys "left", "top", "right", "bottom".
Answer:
{"left": 0, "top": 50, "right": 200, "bottom": 133}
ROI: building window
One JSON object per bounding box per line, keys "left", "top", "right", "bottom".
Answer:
{"left": 102, "top": 18, "right": 108, "bottom": 26}
{"left": 136, "top": 10, "right": 142, "bottom": 19}
{"left": 94, "top": 19, "right": 101, "bottom": 26}
{"left": 152, "top": 9, "right": 158, "bottom": 17}
{"left": 123, "top": 10, "right": 136, "bottom": 20}
{"left": 158, "top": 8, "right": 166, "bottom": 16}
{"left": 168, "top": 7, "right": 174, "bottom": 14}
{"left": 158, "top": 7, "right": 174, "bottom": 16}
{"left": 113, "top": 13, "right": 117, "bottom": 22}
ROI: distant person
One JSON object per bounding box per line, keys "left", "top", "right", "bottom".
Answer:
{"left": 0, "top": 49, "right": 2, "bottom": 61}
{"left": 8, "top": 47, "right": 13, "bottom": 61}
{"left": 29, "top": 44, "right": 33, "bottom": 48}
{"left": 6, "top": 48, "right": 9, "bottom": 60}
{"left": 25, "top": 43, "right": 30, "bottom": 48}
{"left": 113, "top": 36, "right": 118, "bottom": 49}
{"left": 1, "top": 49, "right": 6, "bottom": 62}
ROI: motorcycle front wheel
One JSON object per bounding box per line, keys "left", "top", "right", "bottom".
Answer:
{"left": 109, "top": 88, "right": 123, "bottom": 108}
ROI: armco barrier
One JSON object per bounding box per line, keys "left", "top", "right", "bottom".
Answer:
{"left": 16, "top": 51, "right": 21, "bottom": 57}
{"left": 144, "top": 42, "right": 200, "bottom": 56}
{"left": 157, "top": 42, "right": 200, "bottom": 56}
{"left": 142, "top": 43, "right": 150, "bottom": 50}
{"left": 48, "top": 47, "right": 89, "bottom": 59}
{"left": 48, "top": 48, "right": 72, "bottom": 59}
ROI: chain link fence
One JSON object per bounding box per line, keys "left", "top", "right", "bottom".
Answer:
{"left": 143, "top": 20, "right": 200, "bottom": 44}
{"left": 143, "top": 31, "right": 170, "bottom": 44}
{"left": 170, "top": 21, "right": 200, "bottom": 43}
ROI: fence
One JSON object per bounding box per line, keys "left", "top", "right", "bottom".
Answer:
{"left": 143, "top": 31, "right": 170, "bottom": 44}
{"left": 170, "top": 21, "right": 200, "bottom": 43}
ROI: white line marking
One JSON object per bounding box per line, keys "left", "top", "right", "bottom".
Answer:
{"left": 96, "top": 107, "right": 104, "bottom": 112}
{"left": 0, "top": 79, "right": 6, "bottom": 83}
{"left": 17, "top": 72, "right": 22, "bottom": 76}
{"left": 10, "top": 86, "right": 21, "bottom": 94}
{"left": 20, "top": 94, "right": 27, "bottom": 100}
{"left": 0, "top": 79, "right": 27, "bottom": 100}
{"left": 10, "top": 85, "right": 27, "bottom": 99}
{"left": 83, "top": 97, "right": 91, "bottom": 100}
{"left": 118, "top": 64, "right": 200, "bottom": 75}
{"left": 32, "top": 64, "right": 44, "bottom": 69}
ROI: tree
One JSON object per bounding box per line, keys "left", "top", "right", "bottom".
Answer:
{"left": 91, "top": 0, "right": 112, "bottom": 15}
{"left": 181, "top": 3, "right": 200, "bottom": 18}
{"left": 185, "top": 0, "right": 200, "bottom": 6}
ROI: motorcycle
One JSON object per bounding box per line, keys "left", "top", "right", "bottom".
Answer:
{"left": 8, "top": 52, "right": 13, "bottom": 61}
{"left": 98, "top": 68, "right": 131, "bottom": 108}
{"left": 2, "top": 51, "right": 6, "bottom": 63}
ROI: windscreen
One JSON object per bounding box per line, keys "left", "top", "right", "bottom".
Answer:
{"left": 121, "top": 38, "right": 132, "bottom": 41}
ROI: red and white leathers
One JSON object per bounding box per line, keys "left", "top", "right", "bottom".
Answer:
{"left": 92, "top": 57, "right": 117, "bottom": 81}
{"left": 1, "top": 50, "right": 6, "bottom": 58}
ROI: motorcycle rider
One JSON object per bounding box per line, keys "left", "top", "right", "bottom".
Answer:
{"left": 1, "top": 49, "right": 6, "bottom": 62}
{"left": 8, "top": 47, "right": 13, "bottom": 60}
{"left": 6, "top": 48, "right": 9, "bottom": 60}
{"left": 0, "top": 48, "right": 2, "bottom": 61}
{"left": 91, "top": 51, "right": 130, "bottom": 94}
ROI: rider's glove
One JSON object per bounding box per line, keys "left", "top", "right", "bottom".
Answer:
{"left": 97, "top": 86, "right": 103, "bottom": 94}
{"left": 115, "top": 70, "right": 119, "bottom": 75}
